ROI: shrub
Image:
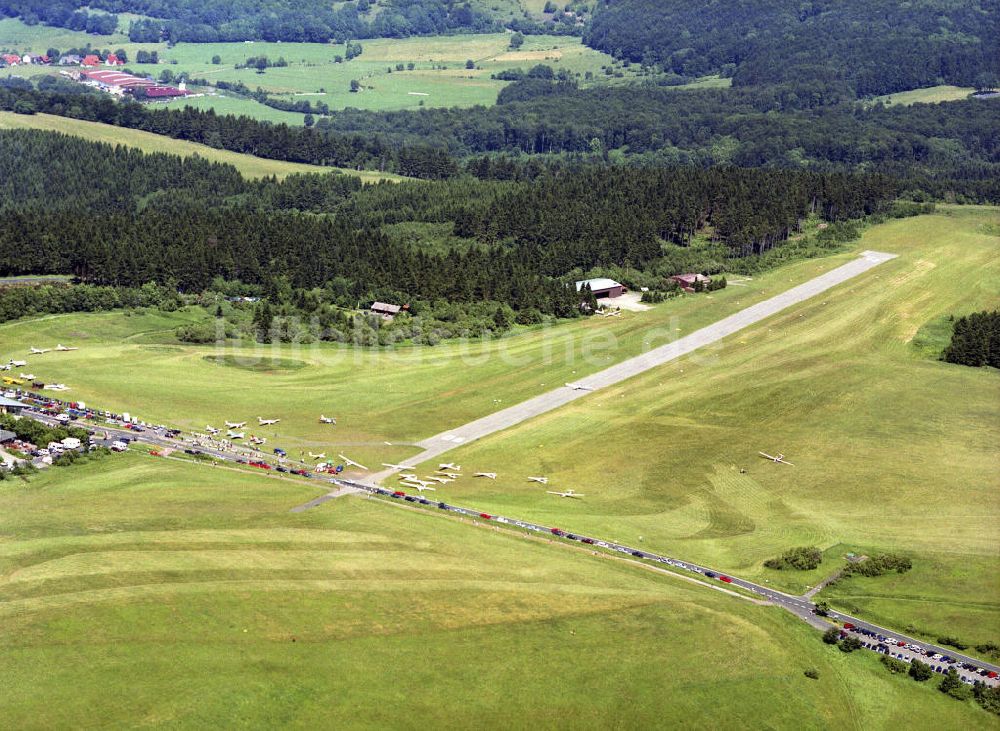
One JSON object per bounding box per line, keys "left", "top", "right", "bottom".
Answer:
{"left": 880, "top": 656, "right": 908, "bottom": 674}
{"left": 804, "top": 668, "right": 820, "bottom": 680}
{"left": 839, "top": 636, "right": 862, "bottom": 653}
{"left": 909, "top": 659, "right": 933, "bottom": 681}
{"left": 844, "top": 553, "right": 912, "bottom": 577}
{"left": 939, "top": 668, "right": 972, "bottom": 700}
{"left": 937, "top": 636, "right": 969, "bottom": 651}
{"left": 764, "top": 546, "right": 822, "bottom": 571}
{"left": 822, "top": 627, "right": 841, "bottom": 645}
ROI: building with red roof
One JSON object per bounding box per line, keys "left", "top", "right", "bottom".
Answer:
{"left": 81, "top": 55, "right": 101, "bottom": 67}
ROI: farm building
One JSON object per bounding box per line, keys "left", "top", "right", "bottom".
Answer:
{"left": 0, "top": 396, "right": 24, "bottom": 415}
{"left": 671, "top": 273, "right": 711, "bottom": 292}
{"left": 59, "top": 55, "right": 83, "bottom": 66}
{"left": 370, "top": 301, "right": 403, "bottom": 320}
{"left": 106, "top": 54, "right": 125, "bottom": 66}
{"left": 80, "top": 70, "right": 189, "bottom": 99}
{"left": 81, "top": 55, "right": 101, "bottom": 67}
{"left": 575, "top": 278, "right": 625, "bottom": 299}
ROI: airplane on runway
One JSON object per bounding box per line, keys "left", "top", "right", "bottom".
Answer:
{"left": 308, "top": 452, "right": 327, "bottom": 460}
{"left": 759, "top": 452, "right": 794, "bottom": 466}
{"left": 527, "top": 476, "right": 549, "bottom": 484}
{"left": 339, "top": 454, "right": 369, "bottom": 470}
{"left": 227, "top": 430, "right": 245, "bottom": 439}
{"left": 29, "top": 347, "right": 50, "bottom": 354}
{"left": 319, "top": 415, "right": 336, "bottom": 424}
{"left": 257, "top": 417, "right": 280, "bottom": 426}
{"left": 547, "top": 489, "right": 584, "bottom": 499}
{"left": 382, "top": 463, "right": 411, "bottom": 470}
{"left": 206, "top": 425, "right": 220, "bottom": 435}
{"left": 565, "top": 383, "right": 594, "bottom": 391}
{"left": 474, "top": 472, "right": 497, "bottom": 480}
{"left": 438, "top": 463, "right": 461, "bottom": 471}
{"left": 225, "top": 421, "right": 246, "bottom": 429}
{"left": 55, "top": 344, "right": 78, "bottom": 351}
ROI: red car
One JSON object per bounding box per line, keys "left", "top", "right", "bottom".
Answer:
{"left": 843, "top": 623, "right": 855, "bottom": 630}
{"left": 479, "top": 513, "right": 492, "bottom": 520}
{"left": 719, "top": 575, "right": 733, "bottom": 583}
{"left": 393, "top": 491, "right": 405, "bottom": 497}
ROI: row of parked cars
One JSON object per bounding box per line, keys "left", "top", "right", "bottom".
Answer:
{"left": 843, "top": 624, "right": 998, "bottom": 684}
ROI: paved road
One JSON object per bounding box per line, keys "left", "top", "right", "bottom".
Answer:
{"left": 373, "top": 251, "right": 898, "bottom": 477}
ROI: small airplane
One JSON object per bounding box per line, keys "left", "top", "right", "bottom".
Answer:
{"left": 474, "top": 472, "right": 497, "bottom": 480}
{"left": 249, "top": 436, "right": 267, "bottom": 445}
{"left": 759, "top": 452, "right": 794, "bottom": 466}
{"left": 401, "top": 479, "right": 436, "bottom": 491}
{"left": 44, "top": 383, "right": 68, "bottom": 391}
{"left": 565, "top": 382, "right": 594, "bottom": 391}
{"left": 19, "top": 373, "right": 35, "bottom": 380}
{"left": 308, "top": 452, "right": 327, "bottom": 460}
{"left": 10, "top": 360, "right": 27, "bottom": 367}
{"left": 55, "top": 344, "right": 78, "bottom": 351}
{"left": 438, "top": 463, "right": 461, "bottom": 471}
{"left": 601, "top": 309, "right": 622, "bottom": 318}
{"left": 527, "top": 476, "right": 549, "bottom": 484}
{"left": 205, "top": 425, "right": 220, "bottom": 435}
{"left": 257, "top": 417, "right": 280, "bottom": 426}
{"left": 319, "top": 415, "right": 336, "bottom": 424}
{"left": 399, "top": 473, "right": 418, "bottom": 481}
{"left": 547, "top": 489, "right": 584, "bottom": 499}
{"left": 227, "top": 430, "right": 245, "bottom": 439}
{"left": 30, "top": 347, "right": 50, "bottom": 354}
{"left": 427, "top": 476, "right": 452, "bottom": 484}
{"left": 382, "top": 463, "right": 411, "bottom": 470}
{"left": 225, "top": 421, "right": 246, "bottom": 429}
{"left": 436, "top": 471, "right": 461, "bottom": 479}
{"left": 339, "top": 454, "right": 369, "bottom": 471}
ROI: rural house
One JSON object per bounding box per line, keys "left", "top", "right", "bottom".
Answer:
{"left": 575, "top": 278, "right": 625, "bottom": 299}
{"left": 370, "top": 301, "right": 403, "bottom": 320}
{"left": 671, "top": 273, "right": 711, "bottom": 292}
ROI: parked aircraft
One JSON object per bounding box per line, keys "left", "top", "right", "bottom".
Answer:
{"left": 19, "top": 373, "right": 35, "bottom": 380}
{"left": 527, "top": 476, "right": 549, "bottom": 484}
{"left": 29, "top": 347, "right": 50, "bottom": 354}
{"left": 758, "top": 451, "right": 794, "bottom": 466}
{"left": 227, "top": 430, "right": 245, "bottom": 439}
{"left": 225, "top": 421, "right": 246, "bottom": 429}
{"left": 401, "top": 479, "right": 435, "bottom": 491}
{"left": 319, "top": 415, "right": 336, "bottom": 424}
{"left": 427, "top": 476, "right": 452, "bottom": 484}
{"left": 308, "top": 452, "right": 327, "bottom": 460}
{"left": 382, "top": 463, "right": 411, "bottom": 470}
{"left": 436, "top": 471, "right": 461, "bottom": 479}
{"left": 474, "top": 472, "right": 497, "bottom": 479}
{"left": 205, "top": 425, "right": 220, "bottom": 435}
{"left": 547, "top": 490, "right": 584, "bottom": 499}
{"left": 257, "top": 417, "right": 280, "bottom": 425}
{"left": 438, "top": 463, "right": 461, "bottom": 471}
{"left": 10, "top": 360, "right": 27, "bottom": 367}
{"left": 339, "top": 454, "right": 369, "bottom": 470}
{"left": 55, "top": 344, "right": 78, "bottom": 351}
{"left": 44, "top": 383, "right": 68, "bottom": 391}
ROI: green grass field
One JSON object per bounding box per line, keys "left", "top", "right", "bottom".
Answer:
{"left": 873, "top": 85, "right": 975, "bottom": 106}
{"left": 398, "top": 207, "right": 1000, "bottom": 651}
{"left": 0, "top": 454, "right": 992, "bottom": 727}
{"left": 0, "top": 240, "right": 881, "bottom": 468}
{"left": 0, "top": 111, "right": 405, "bottom": 182}
{"left": 0, "top": 19, "right": 701, "bottom": 120}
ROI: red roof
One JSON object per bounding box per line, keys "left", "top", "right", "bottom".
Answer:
{"left": 142, "top": 86, "right": 190, "bottom": 97}
{"left": 83, "top": 70, "right": 155, "bottom": 87}
{"left": 81, "top": 55, "right": 101, "bottom": 66}
{"left": 106, "top": 54, "right": 124, "bottom": 65}
{"left": 1, "top": 54, "right": 20, "bottom": 64}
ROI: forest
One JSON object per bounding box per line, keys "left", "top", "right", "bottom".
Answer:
{"left": 316, "top": 80, "right": 1000, "bottom": 195}
{"left": 0, "top": 0, "right": 506, "bottom": 43}
{"left": 584, "top": 0, "right": 1000, "bottom": 97}
{"left": 0, "top": 129, "right": 897, "bottom": 331}
{"left": 942, "top": 311, "right": 1000, "bottom": 368}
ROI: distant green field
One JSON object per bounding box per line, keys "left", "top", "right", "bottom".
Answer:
{"left": 0, "top": 455, "right": 991, "bottom": 727}
{"left": 0, "top": 111, "right": 405, "bottom": 182}
{"left": 874, "top": 85, "right": 975, "bottom": 106}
